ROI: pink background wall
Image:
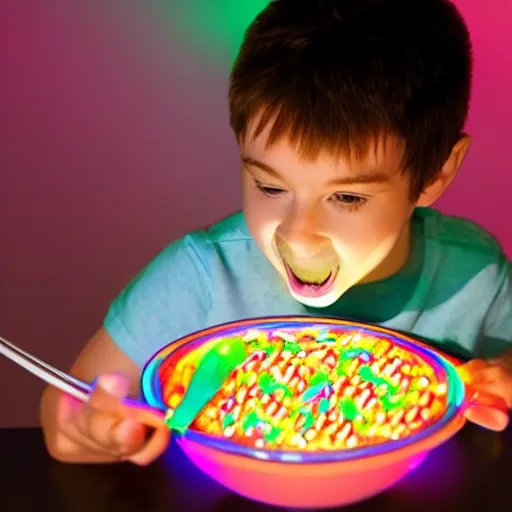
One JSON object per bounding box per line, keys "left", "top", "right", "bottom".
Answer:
{"left": 1, "top": 0, "right": 511, "bottom": 427}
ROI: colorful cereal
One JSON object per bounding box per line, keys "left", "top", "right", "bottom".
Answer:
{"left": 161, "top": 328, "right": 450, "bottom": 452}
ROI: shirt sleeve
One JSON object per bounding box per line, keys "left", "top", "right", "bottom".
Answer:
{"left": 103, "top": 233, "right": 212, "bottom": 368}
{"left": 479, "top": 254, "right": 512, "bottom": 359}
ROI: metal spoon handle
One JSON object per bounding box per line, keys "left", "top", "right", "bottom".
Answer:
{"left": 0, "top": 335, "right": 168, "bottom": 428}
{"left": 0, "top": 335, "right": 92, "bottom": 402}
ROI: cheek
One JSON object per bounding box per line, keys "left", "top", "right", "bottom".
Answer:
{"left": 242, "top": 188, "right": 279, "bottom": 246}
{"left": 329, "top": 200, "right": 413, "bottom": 256}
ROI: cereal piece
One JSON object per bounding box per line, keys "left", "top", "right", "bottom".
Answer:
{"left": 164, "top": 327, "right": 452, "bottom": 453}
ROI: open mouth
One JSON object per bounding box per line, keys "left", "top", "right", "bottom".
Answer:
{"left": 284, "top": 263, "right": 339, "bottom": 298}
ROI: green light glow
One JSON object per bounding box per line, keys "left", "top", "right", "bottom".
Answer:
{"left": 155, "top": 1, "right": 269, "bottom": 67}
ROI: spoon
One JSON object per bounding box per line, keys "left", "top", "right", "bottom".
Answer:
{"left": 166, "top": 336, "right": 248, "bottom": 433}
{"left": 0, "top": 335, "right": 246, "bottom": 433}
{"left": 2, "top": 334, "right": 508, "bottom": 434}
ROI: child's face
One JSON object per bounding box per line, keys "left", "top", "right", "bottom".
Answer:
{"left": 241, "top": 125, "right": 421, "bottom": 308}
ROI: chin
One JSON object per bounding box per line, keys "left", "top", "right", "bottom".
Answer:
{"left": 290, "top": 290, "right": 341, "bottom": 308}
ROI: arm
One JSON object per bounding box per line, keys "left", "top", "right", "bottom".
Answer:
{"left": 40, "top": 327, "right": 153, "bottom": 463}
{"left": 480, "top": 255, "right": 512, "bottom": 366}
{"left": 461, "top": 256, "right": 512, "bottom": 427}
{"left": 41, "top": 233, "right": 212, "bottom": 464}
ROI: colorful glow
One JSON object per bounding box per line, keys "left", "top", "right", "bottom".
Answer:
{"left": 153, "top": 1, "right": 269, "bottom": 65}
{"left": 142, "top": 317, "right": 465, "bottom": 463}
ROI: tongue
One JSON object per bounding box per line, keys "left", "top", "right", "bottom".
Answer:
{"left": 294, "top": 272, "right": 331, "bottom": 287}
{"left": 285, "top": 264, "right": 337, "bottom": 298}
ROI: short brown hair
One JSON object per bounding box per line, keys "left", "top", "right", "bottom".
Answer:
{"left": 229, "top": 0, "right": 473, "bottom": 199}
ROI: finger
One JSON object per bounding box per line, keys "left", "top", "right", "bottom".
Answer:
{"left": 470, "top": 372, "right": 512, "bottom": 408}
{"left": 59, "top": 423, "right": 114, "bottom": 455}
{"left": 61, "top": 406, "right": 145, "bottom": 458}
{"left": 458, "top": 361, "right": 512, "bottom": 430}
{"left": 119, "top": 399, "right": 167, "bottom": 428}
{"left": 458, "top": 359, "right": 490, "bottom": 384}
{"left": 87, "top": 375, "right": 166, "bottom": 429}
{"left": 83, "top": 372, "right": 168, "bottom": 461}
{"left": 86, "top": 373, "right": 166, "bottom": 455}
{"left": 110, "top": 419, "right": 148, "bottom": 456}
{"left": 58, "top": 395, "right": 118, "bottom": 455}
{"left": 125, "top": 426, "right": 171, "bottom": 466}
{"left": 85, "top": 409, "right": 132, "bottom": 452}
{"left": 87, "top": 373, "right": 132, "bottom": 415}
{"left": 55, "top": 426, "right": 117, "bottom": 457}
{"left": 464, "top": 406, "right": 508, "bottom": 432}
{"left": 459, "top": 360, "right": 512, "bottom": 397}
{"left": 59, "top": 374, "right": 133, "bottom": 455}
{"left": 72, "top": 405, "right": 116, "bottom": 451}
{"left": 473, "top": 381, "right": 512, "bottom": 409}
{"left": 465, "top": 389, "right": 510, "bottom": 432}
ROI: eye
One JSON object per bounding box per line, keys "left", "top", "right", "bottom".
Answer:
{"left": 254, "top": 179, "right": 285, "bottom": 197}
{"left": 330, "top": 193, "right": 367, "bottom": 210}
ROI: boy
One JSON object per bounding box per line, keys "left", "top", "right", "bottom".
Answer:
{"left": 40, "top": 0, "right": 512, "bottom": 466}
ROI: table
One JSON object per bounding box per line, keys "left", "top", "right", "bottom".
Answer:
{"left": 1, "top": 425, "right": 511, "bottom": 512}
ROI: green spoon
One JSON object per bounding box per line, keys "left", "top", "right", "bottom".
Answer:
{"left": 167, "top": 336, "right": 248, "bottom": 433}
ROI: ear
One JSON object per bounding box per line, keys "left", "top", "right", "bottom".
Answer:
{"left": 416, "top": 134, "right": 471, "bottom": 207}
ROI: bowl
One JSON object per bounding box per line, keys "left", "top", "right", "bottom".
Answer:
{"left": 140, "top": 316, "right": 507, "bottom": 509}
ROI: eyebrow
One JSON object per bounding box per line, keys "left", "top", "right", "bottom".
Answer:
{"left": 241, "top": 156, "right": 390, "bottom": 186}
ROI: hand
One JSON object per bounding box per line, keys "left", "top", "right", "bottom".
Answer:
{"left": 56, "top": 372, "right": 170, "bottom": 465}
{"left": 458, "top": 358, "right": 512, "bottom": 431}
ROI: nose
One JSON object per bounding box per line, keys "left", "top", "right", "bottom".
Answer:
{"left": 276, "top": 203, "right": 329, "bottom": 257}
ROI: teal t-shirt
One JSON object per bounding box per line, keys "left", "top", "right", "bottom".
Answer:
{"left": 104, "top": 207, "right": 512, "bottom": 366}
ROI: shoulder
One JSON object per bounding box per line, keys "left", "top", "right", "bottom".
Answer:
{"left": 181, "top": 211, "right": 255, "bottom": 263}
{"left": 416, "top": 207, "right": 510, "bottom": 314}
{"left": 186, "top": 211, "right": 251, "bottom": 246}
{"left": 417, "top": 207, "right": 505, "bottom": 263}
{"left": 407, "top": 208, "right": 511, "bottom": 358}
{"left": 149, "top": 211, "right": 251, "bottom": 267}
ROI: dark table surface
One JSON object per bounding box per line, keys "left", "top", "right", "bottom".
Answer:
{"left": 1, "top": 425, "right": 512, "bottom": 512}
